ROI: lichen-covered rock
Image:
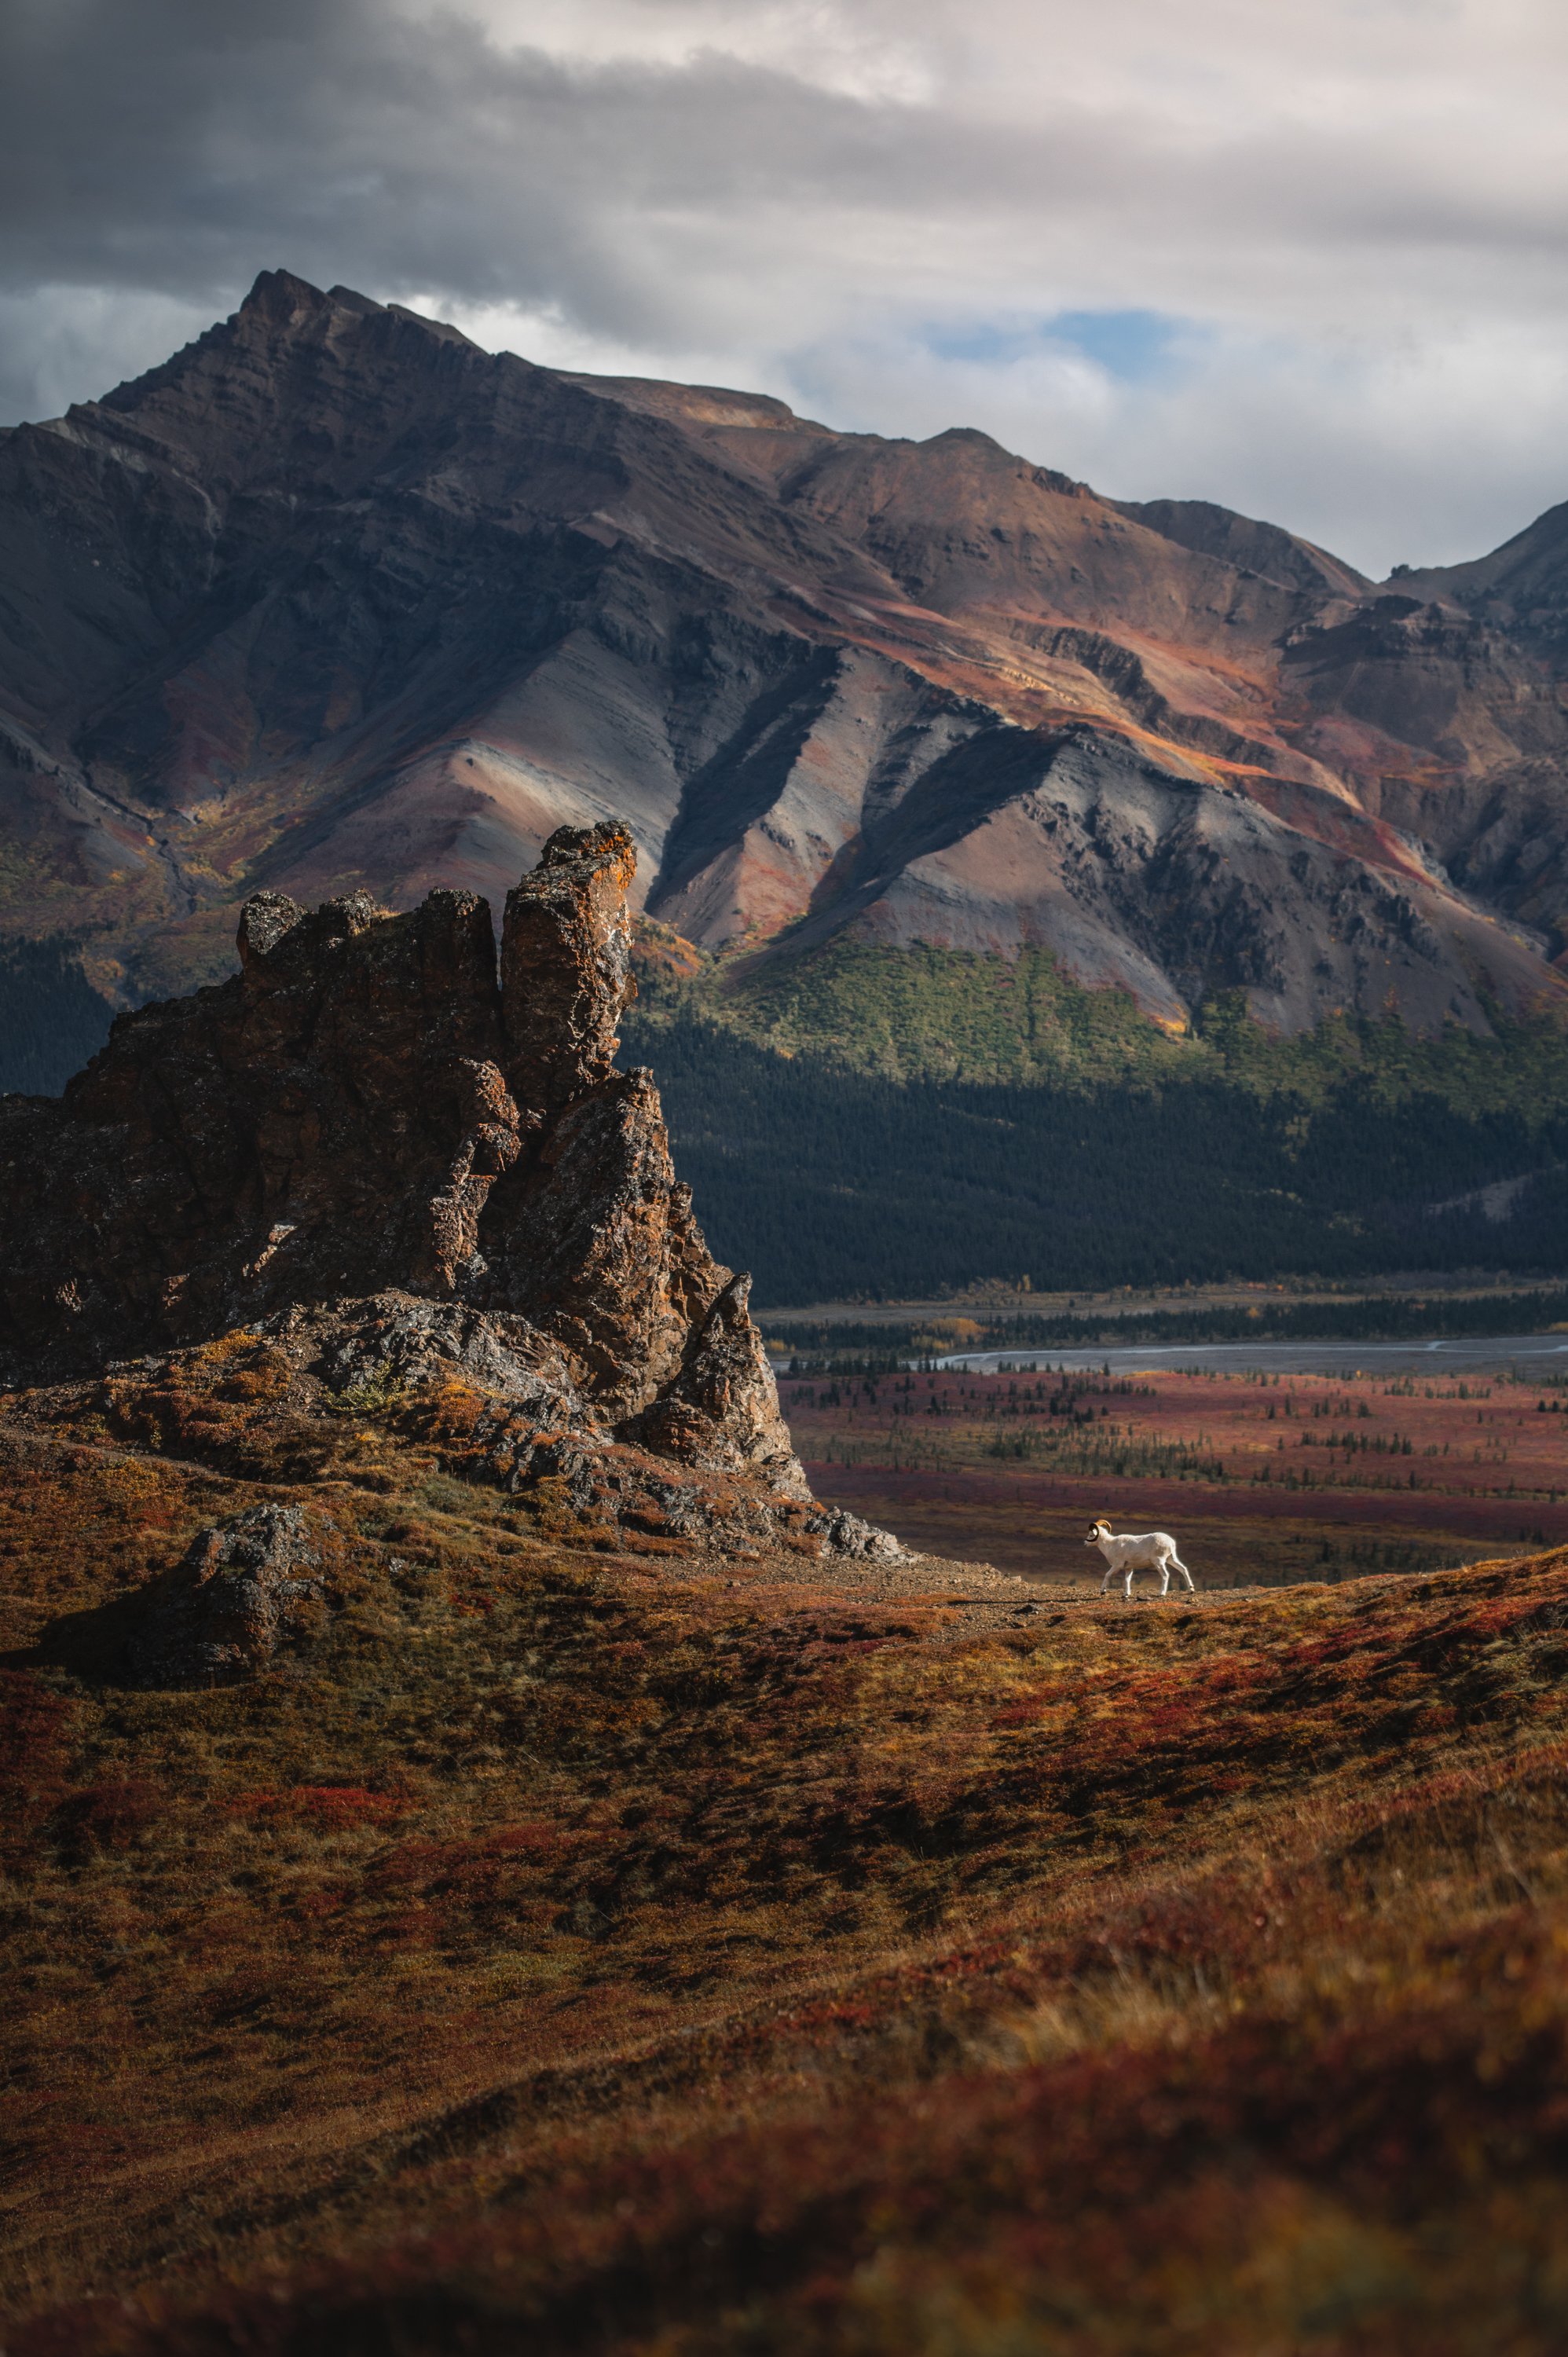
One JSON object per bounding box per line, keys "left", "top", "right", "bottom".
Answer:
{"left": 630, "top": 1274, "right": 811, "bottom": 1497}
{"left": 129, "top": 1504, "right": 331, "bottom": 1686}
{"left": 0, "top": 826, "right": 814, "bottom": 1505}
{"left": 484, "top": 1072, "right": 731, "bottom": 1419}
{"left": 1, "top": 882, "right": 511, "bottom": 1362}
{"left": 500, "top": 820, "right": 638, "bottom": 1116}
{"left": 806, "top": 1508, "right": 908, "bottom": 1561}
{"left": 294, "top": 1292, "right": 585, "bottom": 1428}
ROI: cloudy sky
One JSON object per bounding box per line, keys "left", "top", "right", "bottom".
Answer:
{"left": 3, "top": 0, "right": 1566, "bottom": 574}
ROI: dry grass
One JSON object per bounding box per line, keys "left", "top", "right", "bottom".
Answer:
{"left": 5, "top": 1340, "right": 1568, "bottom": 2351}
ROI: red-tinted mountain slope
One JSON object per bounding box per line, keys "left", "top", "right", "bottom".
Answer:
{"left": 2, "top": 270, "right": 1564, "bottom": 1033}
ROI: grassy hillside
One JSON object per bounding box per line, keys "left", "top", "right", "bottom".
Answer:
{"left": 624, "top": 942, "right": 1568, "bottom": 1303}
{"left": 8, "top": 1337, "right": 1568, "bottom": 2350}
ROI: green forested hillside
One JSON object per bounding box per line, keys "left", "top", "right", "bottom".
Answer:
{"left": 623, "top": 943, "right": 1568, "bottom": 1304}
{"left": 638, "top": 934, "right": 1568, "bottom": 1109}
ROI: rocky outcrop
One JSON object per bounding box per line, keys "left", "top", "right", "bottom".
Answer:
{"left": 0, "top": 826, "right": 808, "bottom": 1498}
{"left": 128, "top": 1504, "right": 331, "bottom": 1687}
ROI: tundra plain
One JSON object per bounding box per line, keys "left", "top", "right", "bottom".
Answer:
{"left": 788, "top": 1364, "right": 1568, "bottom": 1589}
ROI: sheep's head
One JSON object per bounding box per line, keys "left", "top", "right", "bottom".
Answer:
{"left": 1085, "top": 1517, "right": 1113, "bottom": 1545}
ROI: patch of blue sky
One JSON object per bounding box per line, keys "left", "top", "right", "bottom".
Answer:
{"left": 924, "top": 309, "right": 1197, "bottom": 384}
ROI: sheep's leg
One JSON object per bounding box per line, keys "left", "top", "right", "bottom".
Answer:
{"left": 1123, "top": 1566, "right": 1135, "bottom": 1601}
{"left": 1100, "top": 1562, "right": 1116, "bottom": 1594}
{"left": 1170, "top": 1554, "right": 1196, "bottom": 1592}
{"left": 1158, "top": 1563, "right": 1172, "bottom": 1595}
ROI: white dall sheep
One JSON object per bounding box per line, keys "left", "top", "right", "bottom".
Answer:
{"left": 1086, "top": 1517, "right": 1195, "bottom": 1600}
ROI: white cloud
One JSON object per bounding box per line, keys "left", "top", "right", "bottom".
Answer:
{"left": 779, "top": 310, "right": 1568, "bottom": 570}
{"left": 445, "top": 0, "right": 938, "bottom": 101}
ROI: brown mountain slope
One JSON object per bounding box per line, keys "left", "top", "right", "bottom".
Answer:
{"left": 2, "top": 269, "right": 1564, "bottom": 1034}
{"left": 1117, "top": 493, "right": 1372, "bottom": 601}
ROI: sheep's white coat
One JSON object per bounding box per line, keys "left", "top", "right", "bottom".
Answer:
{"left": 1086, "top": 1517, "right": 1195, "bottom": 1600}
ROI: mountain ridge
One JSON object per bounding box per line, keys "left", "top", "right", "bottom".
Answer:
{"left": 3, "top": 267, "right": 1566, "bottom": 1046}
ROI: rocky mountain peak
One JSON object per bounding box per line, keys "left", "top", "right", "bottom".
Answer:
{"left": 3, "top": 269, "right": 1568, "bottom": 1045}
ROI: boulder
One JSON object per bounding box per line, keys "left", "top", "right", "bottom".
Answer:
{"left": 129, "top": 1504, "right": 330, "bottom": 1686}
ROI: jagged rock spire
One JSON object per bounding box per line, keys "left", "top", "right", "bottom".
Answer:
{"left": 0, "top": 829, "right": 801, "bottom": 1488}
{"left": 501, "top": 821, "right": 638, "bottom": 1116}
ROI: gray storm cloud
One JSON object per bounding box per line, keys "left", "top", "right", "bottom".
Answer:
{"left": 2, "top": 0, "right": 1566, "bottom": 572}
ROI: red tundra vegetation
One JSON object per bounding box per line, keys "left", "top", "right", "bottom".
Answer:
{"left": 787, "top": 1362, "right": 1568, "bottom": 1585}
{"left": 5, "top": 1342, "right": 1568, "bottom": 2353}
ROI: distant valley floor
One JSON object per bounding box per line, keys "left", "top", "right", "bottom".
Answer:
{"left": 783, "top": 1363, "right": 1568, "bottom": 1588}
